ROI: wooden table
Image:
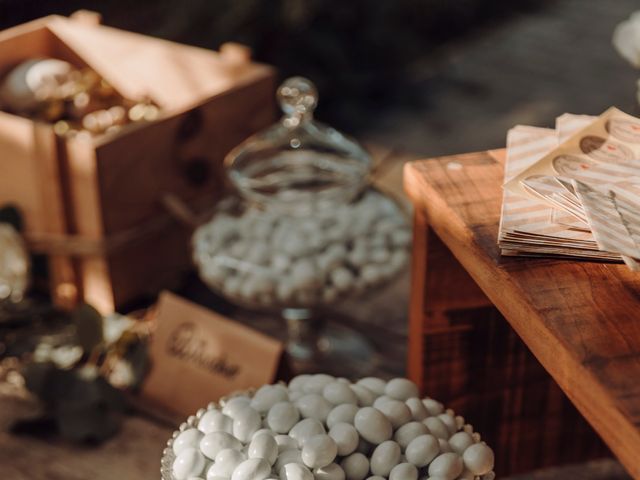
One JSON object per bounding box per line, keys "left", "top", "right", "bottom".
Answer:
{"left": 404, "top": 150, "right": 640, "bottom": 479}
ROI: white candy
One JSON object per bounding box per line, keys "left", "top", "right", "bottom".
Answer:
{"left": 275, "top": 434, "right": 299, "bottom": 452}
{"left": 291, "top": 259, "right": 321, "bottom": 289}
{"left": 274, "top": 448, "right": 303, "bottom": 471}
{"left": 288, "top": 374, "right": 311, "bottom": 391}
{"left": 394, "top": 421, "right": 429, "bottom": 449}
{"left": 173, "top": 447, "right": 206, "bottom": 480}
{"left": 438, "top": 412, "right": 457, "bottom": 435}
{"left": 222, "top": 396, "right": 252, "bottom": 418}
{"left": 173, "top": 428, "right": 204, "bottom": 455}
{"left": 271, "top": 253, "right": 292, "bottom": 273}
{"left": 422, "top": 398, "right": 444, "bottom": 416}
{"left": 424, "top": 416, "right": 451, "bottom": 440}
{"left": 328, "top": 422, "right": 359, "bottom": 456}
{"left": 289, "top": 418, "right": 326, "bottom": 447}
{"left": 200, "top": 431, "right": 242, "bottom": 459}
{"left": 296, "top": 394, "right": 332, "bottom": 422}
{"left": 280, "top": 462, "right": 314, "bottom": 480}
{"left": 0, "top": 59, "right": 73, "bottom": 111}
{"left": 458, "top": 469, "right": 476, "bottom": 480}
{"left": 330, "top": 267, "right": 354, "bottom": 291}
{"left": 356, "top": 378, "right": 386, "bottom": 396}
{"left": 372, "top": 395, "right": 392, "bottom": 410}
{"left": 349, "top": 385, "right": 375, "bottom": 406}
{"left": 231, "top": 458, "right": 271, "bottom": 480}
{"left": 391, "top": 229, "right": 411, "bottom": 247}
{"left": 360, "top": 265, "right": 382, "bottom": 285}
{"left": 384, "top": 378, "right": 419, "bottom": 401}
{"left": 323, "top": 381, "right": 358, "bottom": 405}
{"left": 374, "top": 398, "right": 412, "bottom": 429}
{"left": 248, "top": 431, "right": 278, "bottom": 465}
{"left": 289, "top": 390, "right": 304, "bottom": 402}
{"left": 428, "top": 453, "right": 464, "bottom": 480}
{"left": 251, "top": 384, "right": 289, "bottom": 413}
{"left": 194, "top": 190, "right": 409, "bottom": 309}
{"left": 207, "top": 449, "right": 246, "bottom": 477}
{"left": 462, "top": 443, "right": 494, "bottom": 475}
{"left": 327, "top": 404, "right": 359, "bottom": 429}
{"left": 198, "top": 410, "right": 233, "bottom": 434}
{"left": 267, "top": 401, "right": 300, "bottom": 433}
{"left": 405, "top": 434, "right": 440, "bottom": 467}
{"left": 438, "top": 438, "right": 453, "bottom": 453}
{"left": 314, "top": 463, "right": 346, "bottom": 480}
{"left": 354, "top": 407, "right": 392, "bottom": 445}
{"left": 252, "top": 428, "right": 275, "bottom": 439}
{"left": 405, "top": 397, "right": 429, "bottom": 421}
{"left": 448, "top": 432, "right": 474, "bottom": 454}
{"left": 303, "top": 374, "right": 335, "bottom": 394}
{"left": 389, "top": 462, "right": 418, "bottom": 480}
{"left": 340, "top": 452, "right": 369, "bottom": 480}
{"left": 369, "top": 440, "right": 401, "bottom": 476}
{"left": 301, "top": 434, "right": 338, "bottom": 469}
{"left": 232, "top": 406, "right": 262, "bottom": 443}
{"left": 167, "top": 377, "right": 494, "bottom": 480}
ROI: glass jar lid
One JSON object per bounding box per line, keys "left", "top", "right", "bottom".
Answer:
{"left": 225, "top": 77, "right": 372, "bottom": 215}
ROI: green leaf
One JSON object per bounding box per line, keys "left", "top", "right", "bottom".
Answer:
{"left": 55, "top": 403, "right": 122, "bottom": 443}
{"left": 72, "top": 304, "right": 103, "bottom": 352}
{"left": 22, "top": 362, "right": 56, "bottom": 398}
{"left": 124, "top": 340, "right": 150, "bottom": 391}
{"left": 53, "top": 373, "right": 125, "bottom": 443}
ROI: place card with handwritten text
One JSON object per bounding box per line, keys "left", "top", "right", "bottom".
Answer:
{"left": 142, "top": 291, "right": 283, "bottom": 416}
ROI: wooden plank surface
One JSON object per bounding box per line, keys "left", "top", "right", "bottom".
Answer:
{"left": 404, "top": 150, "right": 640, "bottom": 479}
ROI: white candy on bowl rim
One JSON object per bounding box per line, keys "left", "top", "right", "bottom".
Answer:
{"left": 193, "top": 190, "right": 411, "bottom": 310}
{"left": 161, "top": 378, "right": 495, "bottom": 480}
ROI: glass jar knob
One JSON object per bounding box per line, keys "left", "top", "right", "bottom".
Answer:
{"left": 278, "top": 77, "right": 318, "bottom": 127}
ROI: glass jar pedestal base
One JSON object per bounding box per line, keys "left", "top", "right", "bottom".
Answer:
{"left": 282, "top": 308, "right": 379, "bottom": 377}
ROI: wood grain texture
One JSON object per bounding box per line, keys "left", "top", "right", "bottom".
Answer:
{"left": 404, "top": 150, "right": 640, "bottom": 479}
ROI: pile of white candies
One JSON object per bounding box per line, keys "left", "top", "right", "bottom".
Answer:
{"left": 167, "top": 375, "right": 495, "bottom": 480}
{"left": 192, "top": 191, "right": 411, "bottom": 308}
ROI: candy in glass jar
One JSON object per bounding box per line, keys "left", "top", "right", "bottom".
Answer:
{"left": 193, "top": 77, "right": 410, "bottom": 374}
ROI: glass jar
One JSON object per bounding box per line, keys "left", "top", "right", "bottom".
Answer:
{"left": 192, "top": 77, "right": 410, "bottom": 373}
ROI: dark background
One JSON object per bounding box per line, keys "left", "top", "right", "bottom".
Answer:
{"left": 1, "top": 0, "right": 638, "bottom": 155}
{"left": 0, "top": 0, "right": 554, "bottom": 132}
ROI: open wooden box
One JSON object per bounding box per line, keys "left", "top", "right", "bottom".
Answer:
{"left": 0, "top": 12, "right": 276, "bottom": 313}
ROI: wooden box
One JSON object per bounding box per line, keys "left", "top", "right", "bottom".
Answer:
{"left": 0, "top": 12, "right": 276, "bottom": 313}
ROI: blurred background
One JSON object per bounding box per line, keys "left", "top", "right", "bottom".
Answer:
{"left": 2, "top": 0, "right": 638, "bottom": 155}
{"left": 1, "top": 2, "right": 639, "bottom": 479}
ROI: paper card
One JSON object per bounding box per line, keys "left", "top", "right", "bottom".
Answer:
{"left": 498, "top": 120, "right": 596, "bottom": 247}
{"left": 141, "top": 291, "right": 283, "bottom": 417}
{"left": 506, "top": 107, "right": 640, "bottom": 201}
{"left": 573, "top": 180, "right": 640, "bottom": 264}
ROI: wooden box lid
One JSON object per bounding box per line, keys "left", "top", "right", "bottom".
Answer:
{"left": 0, "top": 12, "right": 274, "bottom": 113}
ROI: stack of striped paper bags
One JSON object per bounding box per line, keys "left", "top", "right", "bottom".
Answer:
{"left": 499, "top": 107, "right": 640, "bottom": 270}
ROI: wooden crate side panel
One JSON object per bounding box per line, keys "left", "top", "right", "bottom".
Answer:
{"left": 33, "top": 123, "right": 78, "bottom": 306}
{"left": 408, "top": 218, "right": 490, "bottom": 388}
{"left": 0, "top": 114, "right": 45, "bottom": 233}
{"left": 422, "top": 307, "right": 608, "bottom": 475}
{"left": 94, "top": 72, "right": 276, "bottom": 233}
{"left": 91, "top": 73, "right": 276, "bottom": 309}
{"left": 408, "top": 208, "right": 428, "bottom": 386}
{"left": 63, "top": 136, "right": 113, "bottom": 312}
{"left": 0, "top": 25, "right": 54, "bottom": 74}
